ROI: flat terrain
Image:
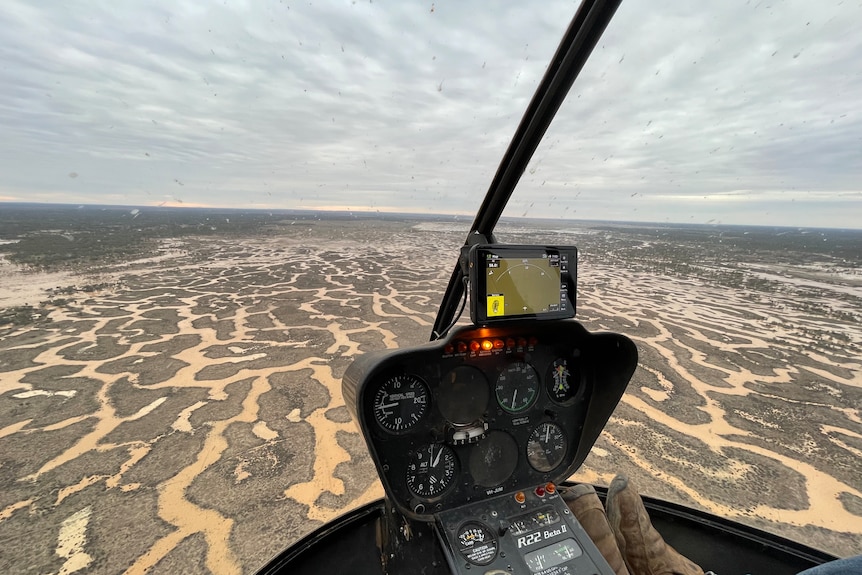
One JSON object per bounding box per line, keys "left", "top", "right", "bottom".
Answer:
{"left": 1, "top": 207, "right": 860, "bottom": 574}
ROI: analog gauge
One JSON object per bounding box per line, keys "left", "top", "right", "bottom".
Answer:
{"left": 533, "top": 508, "right": 560, "bottom": 527}
{"left": 406, "top": 444, "right": 457, "bottom": 498}
{"left": 372, "top": 374, "right": 430, "bottom": 433}
{"left": 524, "top": 539, "right": 582, "bottom": 573}
{"left": 437, "top": 366, "right": 489, "bottom": 425}
{"left": 495, "top": 362, "right": 539, "bottom": 413}
{"left": 510, "top": 518, "right": 532, "bottom": 535}
{"left": 510, "top": 507, "right": 560, "bottom": 534}
{"left": 456, "top": 522, "right": 498, "bottom": 566}
{"left": 527, "top": 422, "right": 567, "bottom": 472}
{"left": 546, "top": 358, "right": 580, "bottom": 404}
{"left": 469, "top": 430, "right": 519, "bottom": 487}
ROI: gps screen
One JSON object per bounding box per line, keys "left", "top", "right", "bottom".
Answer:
{"left": 469, "top": 245, "right": 576, "bottom": 324}
{"left": 485, "top": 255, "right": 561, "bottom": 318}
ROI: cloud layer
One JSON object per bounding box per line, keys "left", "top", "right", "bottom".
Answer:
{"left": 1, "top": 0, "right": 860, "bottom": 228}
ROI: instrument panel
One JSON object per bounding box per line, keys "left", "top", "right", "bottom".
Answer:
{"left": 342, "top": 320, "right": 637, "bottom": 521}
{"left": 435, "top": 483, "right": 616, "bottom": 575}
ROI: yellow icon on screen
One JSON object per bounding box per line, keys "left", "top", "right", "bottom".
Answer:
{"left": 487, "top": 295, "right": 505, "bottom": 317}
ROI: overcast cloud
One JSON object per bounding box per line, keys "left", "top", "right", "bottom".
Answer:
{"left": 0, "top": 0, "right": 860, "bottom": 228}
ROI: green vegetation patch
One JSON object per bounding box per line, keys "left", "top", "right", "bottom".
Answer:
{"left": 5, "top": 231, "right": 158, "bottom": 270}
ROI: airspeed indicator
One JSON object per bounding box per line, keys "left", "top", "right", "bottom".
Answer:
{"left": 372, "top": 374, "right": 429, "bottom": 433}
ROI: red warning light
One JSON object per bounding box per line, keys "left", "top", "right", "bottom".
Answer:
{"left": 457, "top": 341, "right": 468, "bottom": 353}
{"left": 444, "top": 344, "right": 454, "bottom": 355}
{"left": 470, "top": 340, "right": 481, "bottom": 352}
{"left": 493, "top": 339, "right": 504, "bottom": 349}
{"left": 535, "top": 485, "right": 546, "bottom": 497}
{"left": 506, "top": 338, "right": 516, "bottom": 349}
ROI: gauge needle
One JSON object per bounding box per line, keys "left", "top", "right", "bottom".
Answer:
{"left": 512, "top": 389, "right": 518, "bottom": 407}
{"left": 545, "top": 425, "right": 550, "bottom": 443}
{"left": 432, "top": 445, "right": 442, "bottom": 467}
{"left": 377, "top": 401, "right": 399, "bottom": 410}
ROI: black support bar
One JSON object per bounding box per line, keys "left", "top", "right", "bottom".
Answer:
{"left": 431, "top": 0, "right": 623, "bottom": 340}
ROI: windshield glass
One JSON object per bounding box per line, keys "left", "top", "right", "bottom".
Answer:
{"left": 0, "top": 1, "right": 859, "bottom": 573}
{"left": 497, "top": 0, "right": 861, "bottom": 558}
{"left": 0, "top": 2, "right": 574, "bottom": 216}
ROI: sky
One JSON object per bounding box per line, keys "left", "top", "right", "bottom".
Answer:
{"left": 0, "top": 0, "right": 860, "bottom": 228}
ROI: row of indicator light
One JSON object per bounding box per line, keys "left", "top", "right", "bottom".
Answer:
{"left": 513, "top": 482, "right": 557, "bottom": 504}
{"left": 444, "top": 336, "right": 539, "bottom": 355}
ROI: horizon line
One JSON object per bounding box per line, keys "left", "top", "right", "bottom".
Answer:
{"left": 1, "top": 200, "right": 860, "bottom": 232}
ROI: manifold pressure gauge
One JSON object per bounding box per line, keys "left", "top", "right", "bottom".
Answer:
{"left": 527, "top": 421, "right": 567, "bottom": 472}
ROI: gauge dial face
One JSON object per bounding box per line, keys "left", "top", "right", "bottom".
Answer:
{"left": 511, "top": 507, "right": 561, "bottom": 535}
{"left": 524, "top": 538, "right": 582, "bottom": 573}
{"left": 372, "top": 374, "right": 429, "bottom": 433}
{"left": 457, "top": 522, "right": 498, "bottom": 566}
{"left": 495, "top": 361, "right": 539, "bottom": 413}
{"left": 469, "top": 430, "right": 519, "bottom": 487}
{"left": 406, "top": 444, "right": 457, "bottom": 498}
{"left": 547, "top": 358, "right": 579, "bottom": 404}
{"left": 526, "top": 422, "right": 567, "bottom": 472}
{"left": 437, "top": 365, "right": 489, "bottom": 424}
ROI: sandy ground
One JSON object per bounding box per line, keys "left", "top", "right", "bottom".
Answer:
{"left": 0, "top": 220, "right": 860, "bottom": 574}
{"left": 0, "top": 257, "right": 80, "bottom": 309}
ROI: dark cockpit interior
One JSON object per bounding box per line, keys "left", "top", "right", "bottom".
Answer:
{"left": 342, "top": 318, "right": 637, "bottom": 573}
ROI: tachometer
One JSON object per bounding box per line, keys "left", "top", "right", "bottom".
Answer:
{"left": 495, "top": 361, "right": 539, "bottom": 413}
{"left": 406, "top": 444, "right": 457, "bottom": 498}
{"left": 372, "top": 374, "right": 430, "bottom": 433}
{"left": 526, "top": 422, "right": 567, "bottom": 472}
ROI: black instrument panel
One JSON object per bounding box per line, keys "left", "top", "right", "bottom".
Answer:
{"left": 342, "top": 320, "right": 637, "bottom": 521}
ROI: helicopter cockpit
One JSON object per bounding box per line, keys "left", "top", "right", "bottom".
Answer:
{"left": 342, "top": 242, "right": 636, "bottom": 574}
{"left": 253, "top": 0, "right": 849, "bottom": 573}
